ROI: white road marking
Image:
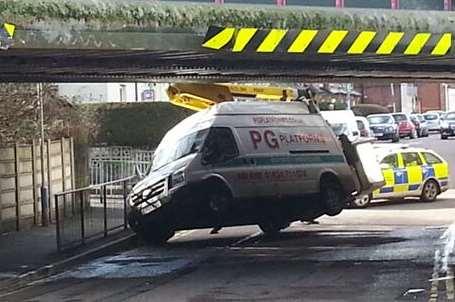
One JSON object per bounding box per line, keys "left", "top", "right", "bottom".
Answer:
{"left": 429, "top": 221, "right": 455, "bottom": 301}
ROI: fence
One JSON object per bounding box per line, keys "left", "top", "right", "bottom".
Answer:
{"left": 89, "top": 146, "right": 153, "bottom": 186}
{"left": 0, "top": 138, "right": 74, "bottom": 232}
{"left": 54, "top": 176, "right": 136, "bottom": 251}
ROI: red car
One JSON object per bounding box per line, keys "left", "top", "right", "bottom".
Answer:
{"left": 392, "top": 113, "right": 417, "bottom": 139}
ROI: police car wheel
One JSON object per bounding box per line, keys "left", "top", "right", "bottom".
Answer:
{"left": 351, "top": 194, "right": 371, "bottom": 208}
{"left": 320, "top": 176, "right": 344, "bottom": 216}
{"left": 421, "top": 180, "right": 439, "bottom": 202}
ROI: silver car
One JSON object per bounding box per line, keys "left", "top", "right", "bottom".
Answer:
{"left": 423, "top": 112, "right": 441, "bottom": 132}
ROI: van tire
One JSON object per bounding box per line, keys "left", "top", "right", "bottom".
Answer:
{"left": 128, "top": 213, "right": 174, "bottom": 245}
{"left": 320, "top": 175, "right": 344, "bottom": 216}
{"left": 139, "top": 227, "right": 175, "bottom": 245}
{"left": 258, "top": 221, "right": 289, "bottom": 235}
{"left": 207, "top": 182, "right": 232, "bottom": 213}
{"left": 421, "top": 179, "right": 440, "bottom": 202}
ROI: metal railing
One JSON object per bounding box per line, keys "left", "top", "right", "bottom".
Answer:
{"left": 54, "top": 176, "right": 136, "bottom": 251}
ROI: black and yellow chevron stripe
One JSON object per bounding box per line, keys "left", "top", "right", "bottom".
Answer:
{"left": 202, "top": 26, "right": 452, "bottom": 56}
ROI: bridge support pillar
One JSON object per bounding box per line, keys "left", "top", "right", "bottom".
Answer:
{"left": 214, "top": 0, "right": 224, "bottom": 4}
{"left": 335, "top": 0, "right": 344, "bottom": 8}
{"left": 276, "top": 0, "right": 287, "bottom": 6}
{"left": 445, "top": 0, "right": 452, "bottom": 10}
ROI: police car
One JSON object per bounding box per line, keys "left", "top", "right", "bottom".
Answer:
{"left": 351, "top": 145, "right": 449, "bottom": 208}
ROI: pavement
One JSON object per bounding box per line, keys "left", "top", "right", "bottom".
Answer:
{"left": 0, "top": 224, "right": 135, "bottom": 292}
{"left": 0, "top": 192, "right": 453, "bottom": 302}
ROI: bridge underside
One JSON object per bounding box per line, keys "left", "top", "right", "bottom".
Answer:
{"left": 2, "top": 48, "right": 455, "bottom": 82}
{"left": 3, "top": 2, "right": 455, "bottom": 82}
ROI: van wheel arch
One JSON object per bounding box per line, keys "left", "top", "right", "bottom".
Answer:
{"left": 202, "top": 176, "right": 234, "bottom": 212}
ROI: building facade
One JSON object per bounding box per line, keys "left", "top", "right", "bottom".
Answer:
{"left": 57, "top": 83, "right": 170, "bottom": 103}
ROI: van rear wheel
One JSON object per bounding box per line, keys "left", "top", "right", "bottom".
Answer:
{"left": 320, "top": 176, "right": 344, "bottom": 216}
{"left": 258, "top": 220, "right": 289, "bottom": 235}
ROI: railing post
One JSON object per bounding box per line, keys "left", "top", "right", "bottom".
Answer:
{"left": 80, "top": 190, "right": 85, "bottom": 245}
{"left": 103, "top": 185, "right": 108, "bottom": 237}
{"left": 123, "top": 180, "right": 128, "bottom": 230}
{"left": 335, "top": 0, "right": 344, "bottom": 8}
{"left": 391, "top": 0, "right": 400, "bottom": 9}
{"left": 55, "top": 194, "right": 61, "bottom": 251}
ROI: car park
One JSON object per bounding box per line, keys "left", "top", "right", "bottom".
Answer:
{"left": 351, "top": 145, "right": 449, "bottom": 208}
{"left": 127, "top": 101, "right": 384, "bottom": 243}
{"left": 355, "top": 116, "right": 372, "bottom": 137}
{"left": 392, "top": 113, "right": 417, "bottom": 139}
{"left": 367, "top": 114, "right": 400, "bottom": 142}
{"left": 410, "top": 114, "right": 429, "bottom": 137}
{"left": 440, "top": 111, "right": 455, "bottom": 139}
{"left": 423, "top": 112, "right": 441, "bottom": 132}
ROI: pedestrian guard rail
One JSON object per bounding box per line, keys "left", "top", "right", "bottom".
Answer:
{"left": 54, "top": 176, "right": 137, "bottom": 251}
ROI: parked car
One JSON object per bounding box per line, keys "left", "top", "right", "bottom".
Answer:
{"left": 127, "top": 102, "right": 384, "bottom": 243}
{"left": 320, "top": 110, "right": 360, "bottom": 142}
{"left": 423, "top": 112, "right": 441, "bottom": 132}
{"left": 410, "top": 114, "right": 429, "bottom": 137}
{"left": 425, "top": 110, "right": 446, "bottom": 118}
{"left": 367, "top": 114, "right": 400, "bottom": 142}
{"left": 351, "top": 145, "right": 449, "bottom": 208}
{"left": 440, "top": 111, "right": 455, "bottom": 139}
{"left": 355, "top": 116, "right": 372, "bottom": 138}
{"left": 391, "top": 113, "right": 417, "bottom": 139}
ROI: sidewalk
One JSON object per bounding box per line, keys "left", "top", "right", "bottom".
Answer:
{"left": 0, "top": 224, "right": 135, "bottom": 291}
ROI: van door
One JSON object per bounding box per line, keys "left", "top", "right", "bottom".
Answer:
{"left": 200, "top": 127, "right": 252, "bottom": 198}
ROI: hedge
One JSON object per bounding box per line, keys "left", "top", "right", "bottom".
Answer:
{"left": 88, "top": 102, "right": 192, "bottom": 148}
{"left": 1, "top": 0, "right": 453, "bottom": 33}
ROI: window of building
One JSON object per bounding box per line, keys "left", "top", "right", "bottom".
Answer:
{"left": 345, "top": 0, "right": 390, "bottom": 8}
{"left": 402, "top": 152, "right": 423, "bottom": 167}
{"left": 400, "top": 0, "right": 444, "bottom": 10}
{"left": 119, "top": 84, "right": 127, "bottom": 102}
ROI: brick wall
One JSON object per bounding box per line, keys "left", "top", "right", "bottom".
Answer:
{"left": 360, "top": 83, "right": 401, "bottom": 112}
{"left": 417, "top": 83, "right": 444, "bottom": 112}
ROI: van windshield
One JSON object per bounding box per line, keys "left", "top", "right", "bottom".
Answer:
{"left": 151, "top": 129, "right": 209, "bottom": 171}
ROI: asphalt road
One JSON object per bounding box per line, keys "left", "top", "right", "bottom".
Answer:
{"left": 2, "top": 196, "right": 454, "bottom": 302}
{"left": 1, "top": 135, "right": 454, "bottom": 302}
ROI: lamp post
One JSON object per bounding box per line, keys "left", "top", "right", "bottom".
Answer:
{"left": 37, "top": 83, "right": 49, "bottom": 226}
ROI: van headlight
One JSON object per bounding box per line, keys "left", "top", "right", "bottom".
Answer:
{"left": 169, "top": 170, "right": 185, "bottom": 189}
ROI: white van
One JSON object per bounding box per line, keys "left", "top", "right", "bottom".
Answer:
{"left": 128, "top": 101, "right": 383, "bottom": 243}
{"left": 320, "top": 110, "right": 360, "bottom": 141}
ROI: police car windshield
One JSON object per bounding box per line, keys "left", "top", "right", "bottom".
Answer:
{"left": 151, "top": 129, "right": 209, "bottom": 171}
{"left": 368, "top": 115, "right": 393, "bottom": 125}
{"left": 444, "top": 112, "right": 455, "bottom": 120}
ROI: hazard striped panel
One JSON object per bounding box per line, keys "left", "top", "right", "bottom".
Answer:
{"left": 202, "top": 26, "right": 452, "bottom": 56}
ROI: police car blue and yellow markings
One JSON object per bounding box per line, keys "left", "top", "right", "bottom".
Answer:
{"left": 0, "top": 22, "right": 15, "bottom": 40}
{"left": 202, "top": 26, "right": 452, "bottom": 56}
{"left": 373, "top": 151, "right": 449, "bottom": 197}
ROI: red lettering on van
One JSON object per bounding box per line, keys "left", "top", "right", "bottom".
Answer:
{"left": 264, "top": 130, "right": 279, "bottom": 149}
{"left": 249, "top": 130, "right": 262, "bottom": 149}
